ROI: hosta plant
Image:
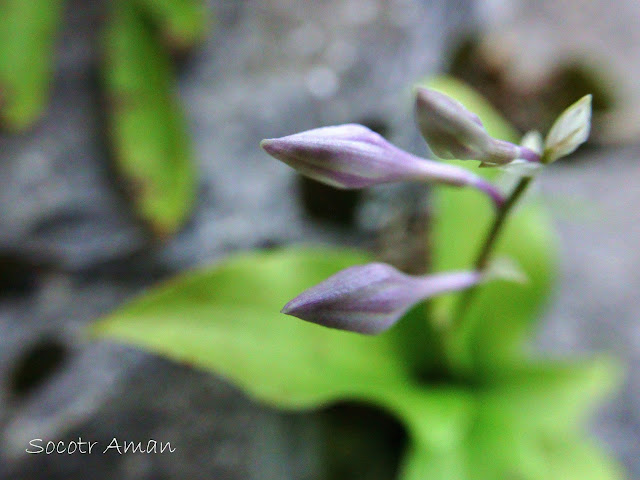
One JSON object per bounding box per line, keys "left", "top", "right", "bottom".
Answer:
{"left": 92, "top": 77, "right": 623, "bottom": 479}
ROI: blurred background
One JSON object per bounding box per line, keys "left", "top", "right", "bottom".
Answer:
{"left": 0, "top": 0, "right": 638, "bottom": 478}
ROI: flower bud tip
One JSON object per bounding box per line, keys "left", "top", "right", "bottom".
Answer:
{"left": 260, "top": 138, "right": 278, "bottom": 155}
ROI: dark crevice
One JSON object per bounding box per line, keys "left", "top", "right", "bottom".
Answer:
{"left": 255, "top": 238, "right": 283, "bottom": 250}
{"left": 0, "top": 252, "right": 46, "bottom": 298}
{"left": 299, "top": 176, "right": 362, "bottom": 226}
{"left": 357, "top": 117, "right": 391, "bottom": 138}
{"left": 320, "top": 402, "right": 407, "bottom": 480}
{"left": 298, "top": 117, "right": 391, "bottom": 227}
{"left": 8, "top": 338, "right": 69, "bottom": 399}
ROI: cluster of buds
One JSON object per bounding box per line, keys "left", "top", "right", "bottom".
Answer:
{"left": 261, "top": 88, "right": 591, "bottom": 335}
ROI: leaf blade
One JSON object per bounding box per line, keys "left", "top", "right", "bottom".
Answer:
{"left": 91, "top": 248, "right": 413, "bottom": 409}
{"left": 0, "top": 0, "right": 64, "bottom": 130}
{"left": 102, "top": 3, "right": 196, "bottom": 236}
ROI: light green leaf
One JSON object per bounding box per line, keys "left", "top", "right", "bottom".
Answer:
{"left": 381, "top": 386, "right": 473, "bottom": 452}
{"left": 399, "top": 442, "right": 468, "bottom": 480}
{"left": 468, "top": 408, "right": 622, "bottom": 480}
{"left": 538, "top": 432, "right": 624, "bottom": 480}
{"left": 466, "top": 359, "right": 621, "bottom": 480}
{"left": 90, "top": 245, "right": 622, "bottom": 480}
{"left": 91, "top": 248, "right": 416, "bottom": 409}
{"left": 481, "top": 357, "right": 622, "bottom": 433}
{"left": 443, "top": 189, "right": 557, "bottom": 374}
{"left": 103, "top": 3, "right": 196, "bottom": 236}
{"left": 422, "top": 77, "right": 558, "bottom": 376}
{"left": 135, "top": 0, "right": 209, "bottom": 50}
{"left": 465, "top": 358, "right": 622, "bottom": 479}
{"left": 544, "top": 94, "right": 592, "bottom": 163}
{"left": 0, "top": 0, "right": 64, "bottom": 130}
{"left": 91, "top": 246, "right": 481, "bottom": 470}
{"left": 400, "top": 358, "right": 622, "bottom": 480}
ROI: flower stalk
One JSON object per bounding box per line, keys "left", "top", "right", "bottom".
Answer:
{"left": 451, "top": 176, "right": 533, "bottom": 331}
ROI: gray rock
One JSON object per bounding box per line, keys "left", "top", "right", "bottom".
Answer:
{"left": 536, "top": 144, "right": 640, "bottom": 478}
{"left": 476, "top": 0, "right": 640, "bottom": 143}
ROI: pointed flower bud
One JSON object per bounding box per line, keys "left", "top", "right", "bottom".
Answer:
{"left": 415, "top": 87, "right": 540, "bottom": 166}
{"left": 261, "top": 124, "right": 504, "bottom": 207}
{"left": 281, "top": 262, "right": 484, "bottom": 335}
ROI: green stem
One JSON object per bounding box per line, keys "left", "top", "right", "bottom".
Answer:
{"left": 451, "top": 176, "right": 532, "bottom": 331}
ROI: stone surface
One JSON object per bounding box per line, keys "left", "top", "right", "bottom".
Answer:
{"left": 536, "top": 144, "right": 640, "bottom": 478}
{"left": 476, "top": 0, "right": 640, "bottom": 143}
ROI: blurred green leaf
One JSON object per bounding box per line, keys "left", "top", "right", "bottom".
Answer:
{"left": 482, "top": 357, "right": 622, "bottom": 433}
{"left": 469, "top": 393, "right": 622, "bottom": 480}
{"left": 91, "top": 248, "right": 417, "bottom": 408}
{"left": 399, "top": 442, "right": 467, "bottom": 480}
{"left": 385, "top": 386, "right": 472, "bottom": 452}
{"left": 400, "top": 358, "right": 621, "bottom": 480}
{"left": 422, "top": 77, "right": 558, "bottom": 376}
{"left": 103, "top": 2, "right": 196, "bottom": 236}
{"left": 135, "top": 0, "right": 208, "bottom": 50}
{"left": 91, "top": 246, "right": 621, "bottom": 478}
{"left": 436, "top": 185, "right": 557, "bottom": 375}
{"left": 537, "top": 432, "right": 625, "bottom": 480}
{"left": 0, "top": 0, "right": 64, "bottom": 130}
{"left": 91, "top": 246, "right": 479, "bottom": 470}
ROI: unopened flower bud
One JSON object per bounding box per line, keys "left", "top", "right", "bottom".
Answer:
{"left": 281, "top": 262, "right": 484, "bottom": 335}
{"left": 415, "top": 88, "right": 540, "bottom": 166}
{"left": 261, "top": 124, "right": 504, "bottom": 207}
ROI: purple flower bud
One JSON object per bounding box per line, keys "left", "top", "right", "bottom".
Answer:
{"left": 261, "top": 124, "right": 505, "bottom": 207}
{"left": 281, "top": 263, "right": 483, "bottom": 335}
{"left": 415, "top": 88, "right": 540, "bottom": 166}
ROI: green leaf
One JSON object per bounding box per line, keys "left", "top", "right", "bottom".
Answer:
{"left": 544, "top": 94, "right": 592, "bottom": 163}
{"left": 444, "top": 189, "right": 557, "bottom": 374}
{"left": 537, "top": 432, "right": 624, "bottom": 480}
{"left": 90, "top": 246, "right": 478, "bottom": 460}
{"left": 465, "top": 358, "right": 622, "bottom": 479}
{"left": 135, "top": 0, "right": 209, "bottom": 50}
{"left": 467, "top": 409, "right": 622, "bottom": 480}
{"left": 0, "top": 0, "right": 64, "bottom": 130}
{"left": 383, "top": 386, "right": 473, "bottom": 452}
{"left": 102, "top": 2, "right": 196, "bottom": 236}
{"left": 90, "top": 245, "right": 622, "bottom": 479}
{"left": 422, "top": 77, "right": 558, "bottom": 376}
{"left": 91, "top": 248, "right": 417, "bottom": 409}
{"left": 399, "top": 442, "right": 468, "bottom": 480}
{"left": 399, "top": 357, "right": 622, "bottom": 480}
{"left": 482, "top": 357, "right": 622, "bottom": 433}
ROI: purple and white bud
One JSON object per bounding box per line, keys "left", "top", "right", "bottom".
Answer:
{"left": 281, "top": 262, "right": 484, "bottom": 335}
{"left": 261, "top": 124, "right": 504, "bottom": 207}
{"left": 415, "top": 88, "right": 540, "bottom": 166}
